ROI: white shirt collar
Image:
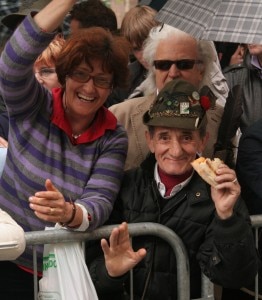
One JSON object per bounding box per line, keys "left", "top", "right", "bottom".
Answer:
{"left": 154, "top": 163, "right": 193, "bottom": 198}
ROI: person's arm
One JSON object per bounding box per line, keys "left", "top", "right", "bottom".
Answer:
{"left": 213, "top": 85, "right": 243, "bottom": 168}
{"left": 197, "top": 195, "right": 258, "bottom": 288}
{"left": 33, "top": 0, "right": 76, "bottom": 33}
{"left": 210, "top": 163, "right": 240, "bottom": 219}
{"left": 0, "top": 209, "right": 25, "bottom": 260}
{"left": 236, "top": 121, "right": 262, "bottom": 214}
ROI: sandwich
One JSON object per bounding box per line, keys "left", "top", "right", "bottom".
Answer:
{"left": 191, "top": 157, "right": 223, "bottom": 187}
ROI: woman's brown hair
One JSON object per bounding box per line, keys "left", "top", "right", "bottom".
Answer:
{"left": 55, "top": 27, "right": 131, "bottom": 88}
{"left": 34, "top": 34, "right": 65, "bottom": 68}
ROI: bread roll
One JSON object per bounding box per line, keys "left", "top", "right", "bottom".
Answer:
{"left": 191, "top": 157, "right": 223, "bottom": 187}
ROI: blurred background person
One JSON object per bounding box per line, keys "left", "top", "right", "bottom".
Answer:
{"left": 120, "top": 5, "right": 160, "bottom": 99}
{"left": 106, "top": 5, "right": 160, "bottom": 106}
{"left": 69, "top": 0, "right": 118, "bottom": 34}
{"left": 34, "top": 34, "right": 65, "bottom": 91}
{"left": 215, "top": 43, "right": 262, "bottom": 167}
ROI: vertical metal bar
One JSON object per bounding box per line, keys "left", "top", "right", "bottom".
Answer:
{"left": 33, "top": 246, "right": 38, "bottom": 300}
{"left": 255, "top": 228, "right": 258, "bottom": 300}
{"left": 129, "top": 237, "right": 134, "bottom": 300}
{"left": 201, "top": 273, "right": 214, "bottom": 300}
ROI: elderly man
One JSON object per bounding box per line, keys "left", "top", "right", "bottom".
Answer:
{"left": 109, "top": 24, "right": 228, "bottom": 170}
{"left": 89, "top": 78, "right": 258, "bottom": 300}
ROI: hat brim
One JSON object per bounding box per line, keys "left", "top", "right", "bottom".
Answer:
{"left": 1, "top": 8, "right": 37, "bottom": 30}
{"left": 143, "top": 112, "right": 202, "bottom": 130}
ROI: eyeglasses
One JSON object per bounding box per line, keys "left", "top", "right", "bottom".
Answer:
{"left": 153, "top": 59, "right": 203, "bottom": 71}
{"left": 68, "top": 71, "right": 113, "bottom": 89}
{"left": 35, "top": 68, "right": 56, "bottom": 78}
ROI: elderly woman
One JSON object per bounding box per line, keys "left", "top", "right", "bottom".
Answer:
{"left": 0, "top": 0, "right": 130, "bottom": 298}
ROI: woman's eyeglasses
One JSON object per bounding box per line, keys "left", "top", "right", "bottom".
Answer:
{"left": 35, "top": 68, "right": 56, "bottom": 78}
{"left": 68, "top": 71, "right": 113, "bottom": 89}
{"left": 153, "top": 59, "right": 203, "bottom": 71}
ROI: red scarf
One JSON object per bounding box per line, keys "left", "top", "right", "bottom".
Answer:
{"left": 51, "top": 88, "right": 117, "bottom": 145}
{"left": 158, "top": 167, "right": 192, "bottom": 196}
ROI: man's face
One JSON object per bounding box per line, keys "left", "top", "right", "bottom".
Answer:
{"left": 146, "top": 127, "right": 207, "bottom": 175}
{"left": 70, "top": 19, "right": 81, "bottom": 34}
{"left": 154, "top": 37, "right": 204, "bottom": 90}
{"left": 248, "top": 44, "right": 262, "bottom": 56}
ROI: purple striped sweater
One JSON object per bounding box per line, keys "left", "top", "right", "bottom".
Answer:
{"left": 0, "top": 14, "right": 128, "bottom": 270}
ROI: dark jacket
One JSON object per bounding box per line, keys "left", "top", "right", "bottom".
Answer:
{"left": 88, "top": 154, "right": 258, "bottom": 300}
{"left": 236, "top": 118, "right": 262, "bottom": 215}
{"left": 215, "top": 53, "right": 262, "bottom": 166}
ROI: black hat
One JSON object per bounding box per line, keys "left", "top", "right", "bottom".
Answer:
{"left": 143, "top": 78, "right": 211, "bottom": 130}
{"left": 2, "top": 0, "right": 51, "bottom": 30}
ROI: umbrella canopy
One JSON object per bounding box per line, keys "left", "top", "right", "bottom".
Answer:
{"left": 156, "top": 0, "right": 262, "bottom": 44}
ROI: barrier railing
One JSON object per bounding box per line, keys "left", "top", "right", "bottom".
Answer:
{"left": 24, "top": 217, "right": 261, "bottom": 300}
{"left": 25, "top": 222, "right": 192, "bottom": 300}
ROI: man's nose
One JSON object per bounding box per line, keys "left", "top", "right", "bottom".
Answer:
{"left": 168, "top": 63, "right": 181, "bottom": 78}
{"left": 168, "top": 139, "right": 183, "bottom": 156}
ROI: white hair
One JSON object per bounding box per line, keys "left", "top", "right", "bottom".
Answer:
{"left": 141, "top": 23, "right": 218, "bottom": 95}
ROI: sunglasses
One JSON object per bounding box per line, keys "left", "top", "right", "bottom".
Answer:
{"left": 69, "top": 71, "right": 113, "bottom": 89}
{"left": 153, "top": 59, "right": 203, "bottom": 71}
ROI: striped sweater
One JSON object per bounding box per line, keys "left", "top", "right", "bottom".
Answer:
{"left": 0, "top": 15, "right": 128, "bottom": 269}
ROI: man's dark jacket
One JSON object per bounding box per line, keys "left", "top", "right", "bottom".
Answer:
{"left": 88, "top": 154, "right": 258, "bottom": 300}
{"left": 215, "top": 53, "right": 262, "bottom": 166}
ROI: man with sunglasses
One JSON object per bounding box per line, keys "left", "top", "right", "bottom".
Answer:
{"left": 109, "top": 24, "right": 228, "bottom": 170}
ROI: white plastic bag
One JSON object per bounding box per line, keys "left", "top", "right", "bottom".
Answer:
{"left": 38, "top": 227, "right": 98, "bottom": 300}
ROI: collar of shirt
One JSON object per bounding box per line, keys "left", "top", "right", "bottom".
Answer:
{"left": 154, "top": 163, "right": 193, "bottom": 198}
{"left": 251, "top": 55, "right": 262, "bottom": 79}
{"left": 51, "top": 88, "right": 117, "bottom": 145}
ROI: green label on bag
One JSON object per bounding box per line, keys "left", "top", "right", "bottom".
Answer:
{"left": 43, "top": 253, "right": 57, "bottom": 271}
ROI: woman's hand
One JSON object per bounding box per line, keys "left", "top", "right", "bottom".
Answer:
{"left": 29, "top": 179, "right": 71, "bottom": 223}
{"left": 211, "top": 164, "right": 241, "bottom": 219}
{"left": 101, "top": 222, "right": 147, "bottom": 277}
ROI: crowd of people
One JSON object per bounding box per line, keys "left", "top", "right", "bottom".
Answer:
{"left": 0, "top": 0, "right": 261, "bottom": 300}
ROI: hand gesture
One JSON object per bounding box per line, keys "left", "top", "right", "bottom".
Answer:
{"left": 29, "top": 179, "right": 69, "bottom": 223}
{"left": 211, "top": 164, "right": 240, "bottom": 219}
{"left": 229, "top": 45, "right": 246, "bottom": 65}
{"left": 101, "top": 222, "right": 147, "bottom": 277}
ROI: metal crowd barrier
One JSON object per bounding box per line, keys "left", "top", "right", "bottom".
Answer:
{"left": 25, "top": 217, "right": 262, "bottom": 300}
{"left": 25, "top": 222, "right": 216, "bottom": 300}
{"left": 247, "top": 215, "right": 262, "bottom": 300}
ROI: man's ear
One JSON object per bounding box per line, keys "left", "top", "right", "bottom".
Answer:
{"left": 145, "top": 130, "right": 155, "bottom": 153}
